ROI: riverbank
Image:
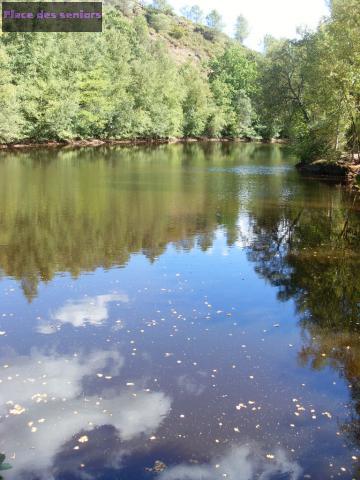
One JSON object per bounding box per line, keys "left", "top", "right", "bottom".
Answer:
{"left": 0, "top": 137, "right": 242, "bottom": 150}
{"left": 296, "top": 157, "right": 360, "bottom": 192}
{"left": 0, "top": 137, "right": 288, "bottom": 150}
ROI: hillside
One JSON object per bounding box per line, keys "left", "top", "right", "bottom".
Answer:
{"left": 106, "top": 1, "right": 235, "bottom": 65}
{"left": 3, "top": 0, "right": 358, "bottom": 169}
{"left": 146, "top": 13, "right": 232, "bottom": 65}
{"left": 0, "top": 1, "right": 259, "bottom": 144}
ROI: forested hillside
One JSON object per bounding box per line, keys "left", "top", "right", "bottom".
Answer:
{"left": 0, "top": 0, "right": 359, "bottom": 165}
{"left": 0, "top": 0, "right": 259, "bottom": 143}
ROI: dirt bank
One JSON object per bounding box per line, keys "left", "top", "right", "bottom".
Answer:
{"left": 296, "top": 158, "right": 360, "bottom": 192}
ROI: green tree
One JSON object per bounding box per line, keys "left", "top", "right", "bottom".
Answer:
{"left": 147, "top": 12, "right": 171, "bottom": 32}
{"left": 234, "top": 14, "right": 249, "bottom": 44}
{"left": 206, "top": 9, "right": 224, "bottom": 32}
{"left": 129, "top": 41, "right": 184, "bottom": 138}
{"left": 327, "top": 0, "right": 360, "bottom": 158}
{"left": 181, "top": 4, "right": 203, "bottom": 23}
{"left": 258, "top": 0, "right": 360, "bottom": 160}
{"left": 16, "top": 34, "right": 80, "bottom": 141}
{"left": 152, "top": 0, "right": 173, "bottom": 14}
{"left": 180, "top": 5, "right": 191, "bottom": 19}
{"left": 104, "top": 0, "right": 135, "bottom": 15}
{"left": 209, "top": 45, "right": 258, "bottom": 137}
{"left": 180, "top": 63, "right": 212, "bottom": 136}
{"left": 0, "top": 43, "right": 22, "bottom": 142}
{"left": 189, "top": 5, "right": 204, "bottom": 23}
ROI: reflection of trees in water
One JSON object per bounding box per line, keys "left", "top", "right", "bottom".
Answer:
{"left": 2, "top": 142, "right": 272, "bottom": 299}
{"left": 299, "top": 323, "right": 360, "bottom": 478}
{"left": 244, "top": 191, "right": 360, "bottom": 471}
{"left": 0, "top": 142, "right": 359, "bottom": 472}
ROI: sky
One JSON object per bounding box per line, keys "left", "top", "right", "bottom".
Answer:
{"left": 169, "top": 0, "right": 330, "bottom": 51}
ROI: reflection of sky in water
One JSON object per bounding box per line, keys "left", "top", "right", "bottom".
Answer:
{"left": 0, "top": 232, "right": 356, "bottom": 479}
{"left": 160, "top": 445, "right": 301, "bottom": 480}
{"left": 37, "top": 293, "right": 129, "bottom": 333}
{"left": 0, "top": 344, "right": 302, "bottom": 479}
{"left": 208, "top": 165, "right": 293, "bottom": 175}
{"left": 0, "top": 144, "right": 358, "bottom": 479}
{"left": 0, "top": 348, "right": 171, "bottom": 478}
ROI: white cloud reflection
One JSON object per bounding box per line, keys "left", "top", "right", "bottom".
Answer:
{"left": 160, "top": 444, "right": 302, "bottom": 480}
{"left": 37, "top": 293, "right": 128, "bottom": 333}
{"left": 0, "top": 348, "right": 171, "bottom": 479}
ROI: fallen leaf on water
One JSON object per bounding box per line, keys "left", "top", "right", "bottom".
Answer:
{"left": 322, "top": 412, "right": 332, "bottom": 419}
{"left": 154, "top": 461, "right": 166, "bottom": 472}
{"left": 9, "top": 404, "right": 25, "bottom": 415}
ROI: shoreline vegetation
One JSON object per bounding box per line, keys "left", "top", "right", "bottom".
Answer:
{"left": 0, "top": 0, "right": 359, "bottom": 190}
{"left": 0, "top": 136, "right": 288, "bottom": 149}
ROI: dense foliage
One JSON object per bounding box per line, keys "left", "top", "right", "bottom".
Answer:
{"left": 0, "top": 2, "right": 257, "bottom": 143}
{"left": 0, "top": 0, "right": 359, "bottom": 164}
{"left": 258, "top": 0, "right": 360, "bottom": 162}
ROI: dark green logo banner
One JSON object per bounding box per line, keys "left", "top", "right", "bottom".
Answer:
{"left": 2, "top": 2, "right": 102, "bottom": 31}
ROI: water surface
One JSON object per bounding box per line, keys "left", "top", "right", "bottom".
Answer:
{"left": 0, "top": 143, "right": 359, "bottom": 479}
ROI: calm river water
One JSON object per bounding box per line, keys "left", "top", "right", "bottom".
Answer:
{"left": 0, "top": 143, "right": 359, "bottom": 480}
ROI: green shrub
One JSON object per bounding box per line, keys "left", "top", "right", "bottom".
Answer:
{"left": 293, "top": 124, "right": 338, "bottom": 163}
{"left": 147, "top": 12, "right": 171, "bottom": 32}
{"left": 170, "top": 26, "right": 184, "bottom": 39}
